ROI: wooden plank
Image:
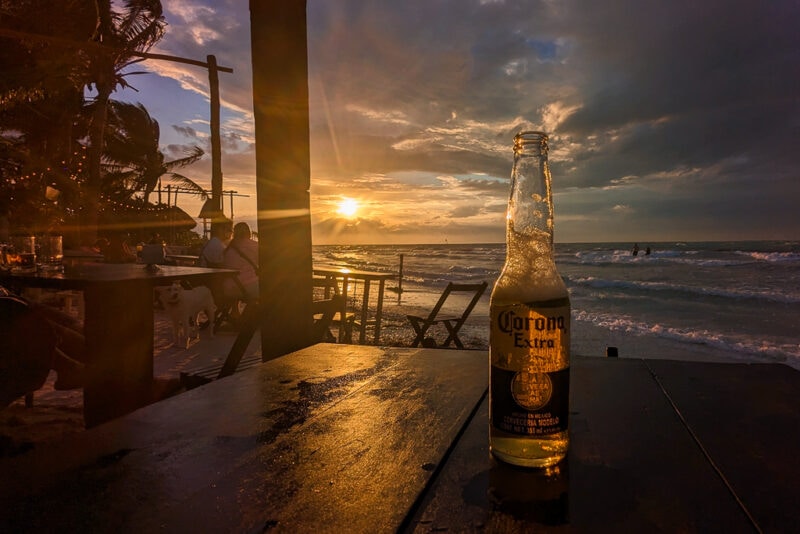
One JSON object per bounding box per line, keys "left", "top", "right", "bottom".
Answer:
{"left": 405, "top": 356, "right": 754, "bottom": 532}
{"left": 0, "top": 345, "right": 486, "bottom": 532}
{"left": 647, "top": 359, "right": 800, "bottom": 532}
{"left": 148, "top": 347, "right": 487, "bottom": 532}
{"left": 405, "top": 400, "right": 572, "bottom": 533}
{"left": 1, "top": 345, "right": 398, "bottom": 529}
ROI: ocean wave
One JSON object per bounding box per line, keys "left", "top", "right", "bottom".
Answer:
{"left": 567, "top": 275, "right": 800, "bottom": 304}
{"left": 558, "top": 250, "right": 764, "bottom": 268}
{"left": 445, "top": 264, "right": 497, "bottom": 276}
{"left": 401, "top": 274, "right": 431, "bottom": 285}
{"left": 573, "top": 310, "right": 800, "bottom": 364}
{"left": 558, "top": 246, "right": 800, "bottom": 268}
{"left": 736, "top": 251, "right": 800, "bottom": 264}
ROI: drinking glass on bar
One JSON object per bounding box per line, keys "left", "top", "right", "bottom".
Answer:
{"left": 38, "top": 235, "right": 63, "bottom": 271}
{"left": 10, "top": 236, "right": 36, "bottom": 272}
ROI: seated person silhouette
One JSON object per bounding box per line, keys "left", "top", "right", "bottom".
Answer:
{"left": 222, "top": 222, "right": 259, "bottom": 303}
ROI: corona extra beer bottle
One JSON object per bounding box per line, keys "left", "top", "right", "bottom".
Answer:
{"left": 490, "top": 131, "right": 570, "bottom": 468}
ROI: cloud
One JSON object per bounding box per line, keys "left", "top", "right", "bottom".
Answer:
{"left": 121, "top": 0, "right": 800, "bottom": 243}
{"left": 611, "top": 204, "right": 634, "bottom": 215}
{"left": 448, "top": 205, "right": 483, "bottom": 218}
{"left": 163, "top": 143, "right": 201, "bottom": 160}
{"left": 541, "top": 101, "right": 581, "bottom": 133}
{"left": 171, "top": 125, "right": 198, "bottom": 139}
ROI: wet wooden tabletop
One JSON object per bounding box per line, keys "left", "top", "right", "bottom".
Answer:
{"left": 1, "top": 345, "right": 798, "bottom": 532}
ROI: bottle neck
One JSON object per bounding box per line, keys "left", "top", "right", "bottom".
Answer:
{"left": 506, "top": 132, "right": 554, "bottom": 252}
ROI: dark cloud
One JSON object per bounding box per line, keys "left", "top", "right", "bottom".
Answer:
{"left": 551, "top": 1, "right": 799, "bottom": 203}
{"left": 457, "top": 178, "right": 509, "bottom": 194}
{"left": 221, "top": 131, "right": 245, "bottom": 151}
{"left": 171, "top": 125, "right": 198, "bottom": 139}
{"left": 162, "top": 143, "right": 200, "bottom": 160}
{"left": 448, "top": 205, "right": 482, "bottom": 219}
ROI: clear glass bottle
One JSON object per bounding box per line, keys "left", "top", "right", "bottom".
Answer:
{"left": 489, "top": 131, "right": 571, "bottom": 468}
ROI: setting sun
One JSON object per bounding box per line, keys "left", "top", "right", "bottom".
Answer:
{"left": 337, "top": 197, "right": 360, "bottom": 218}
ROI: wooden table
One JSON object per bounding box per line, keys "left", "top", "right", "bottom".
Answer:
{"left": 313, "top": 266, "right": 394, "bottom": 343}
{"left": 0, "top": 263, "right": 237, "bottom": 427}
{"left": 1, "top": 346, "right": 797, "bottom": 532}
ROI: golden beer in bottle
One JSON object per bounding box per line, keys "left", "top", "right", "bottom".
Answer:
{"left": 489, "top": 131, "right": 570, "bottom": 468}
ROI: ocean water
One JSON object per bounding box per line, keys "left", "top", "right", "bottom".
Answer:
{"left": 313, "top": 241, "right": 800, "bottom": 369}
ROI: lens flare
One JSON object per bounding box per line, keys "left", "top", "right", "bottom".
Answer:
{"left": 337, "top": 198, "right": 359, "bottom": 218}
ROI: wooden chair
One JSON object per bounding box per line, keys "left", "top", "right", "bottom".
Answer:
{"left": 0, "top": 294, "right": 56, "bottom": 409}
{"left": 407, "top": 281, "right": 488, "bottom": 349}
{"left": 313, "top": 275, "right": 354, "bottom": 343}
{"left": 180, "top": 295, "right": 343, "bottom": 389}
{"left": 209, "top": 279, "right": 249, "bottom": 333}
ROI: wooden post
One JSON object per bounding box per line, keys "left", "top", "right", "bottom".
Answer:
{"left": 398, "top": 254, "right": 404, "bottom": 293}
{"left": 390, "top": 253, "right": 404, "bottom": 303}
{"left": 208, "top": 54, "right": 223, "bottom": 213}
{"left": 249, "top": 0, "right": 314, "bottom": 360}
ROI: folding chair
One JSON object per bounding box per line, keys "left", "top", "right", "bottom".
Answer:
{"left": 407, "top": 281, "right": 488, "bottom": 349}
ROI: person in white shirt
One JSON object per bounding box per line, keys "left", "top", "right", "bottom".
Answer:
{"left": 199, "top": 219, "right": 232, "bottom": 268}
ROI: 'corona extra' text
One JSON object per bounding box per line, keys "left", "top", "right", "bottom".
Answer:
{"left": 497, "top": 310, "right": 566, "bottom": 335}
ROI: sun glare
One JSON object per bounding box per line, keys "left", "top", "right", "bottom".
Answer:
{"left": 337, "top": 197, "right": 360, "bottom": 218}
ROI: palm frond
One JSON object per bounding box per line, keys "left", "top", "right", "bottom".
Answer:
{"left": 166, "top": 173, "right": 209, "bottom": 199}
{"left": 163, "top": 145, "right": 204, "bottom": 170}
{"left": 100, "top": 162, "right": 132, "bottom": 174}
{"left": 117, "top": 0, "right": 165, "bottom": 52}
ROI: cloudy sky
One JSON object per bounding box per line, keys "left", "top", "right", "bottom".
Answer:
{"left": 115, "top": 0, "right": 799, "bottom": 244}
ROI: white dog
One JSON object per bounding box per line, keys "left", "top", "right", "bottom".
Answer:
{"left": 158, "top": 282, "right": 216, "bottom": 348}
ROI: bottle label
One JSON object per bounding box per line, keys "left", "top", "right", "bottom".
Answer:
{"left": 490, "top": 367, "right": 570, "bottom": 435}
{"left": 490, "top": 302, "right": 570, "bottom": 436}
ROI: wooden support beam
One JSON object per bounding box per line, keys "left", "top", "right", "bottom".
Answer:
{"left": 249, "top": 0, "right": 314, "bottom": 359}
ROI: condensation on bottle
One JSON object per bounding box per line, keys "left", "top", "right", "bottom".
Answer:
{"left": 489, "top": 131, "right": 571, "bottom": 468}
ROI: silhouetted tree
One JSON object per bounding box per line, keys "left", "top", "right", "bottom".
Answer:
{"left": 0, "top": 0, "right": 95, "bottom": 237}
{"left": 101, "top": 101, "right": 206, "bottom": 204}
{"left": 83, "top": 0, "right": 166, "bottom": 243}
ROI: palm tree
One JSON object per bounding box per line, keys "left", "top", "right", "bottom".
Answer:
{"left": 101, "top": 100, "right": 207, "bottom": 204}
{"left": 83, "top": 0, "right": 165, "bottom": 243}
